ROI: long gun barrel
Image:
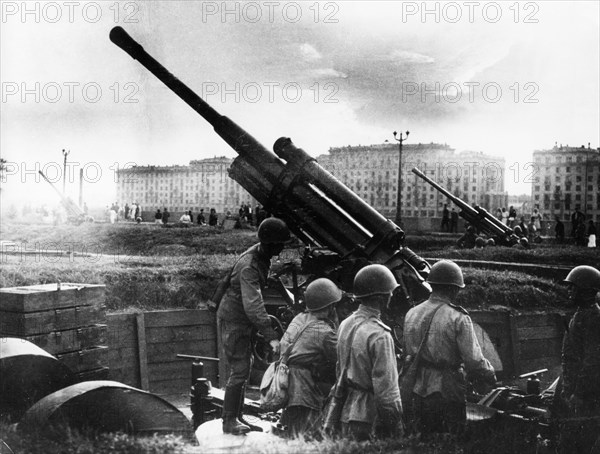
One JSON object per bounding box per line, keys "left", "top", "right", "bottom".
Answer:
{"left": 38, "top": 170, "right": 85, "bottom": 219}
{"left": 411, "top": 167, "right": 514, "bottom": 241}
{"left": 110, "top": 27, "right": 428, "bottom": 270}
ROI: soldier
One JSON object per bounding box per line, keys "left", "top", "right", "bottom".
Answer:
{"left": 216, "top": 217, "right": 291, "bottom": 435}
{"left": 403, "top": 260, "right": 496, "bottom": 435}
{"left": 336, "top": 264, "right": 403, "bottom": 441}
{"left": 558, "top": 265, "right": 600, "bottom": 453}
{"left": 456, "top": 225, "right": 477, "bottom": 249}
{"left": 279, "top": 278, "right": 339, "bottom": 438}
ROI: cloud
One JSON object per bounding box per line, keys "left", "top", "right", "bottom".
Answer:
{"left": 299, "top": 43, "right": 322, "bottom": 61}
{"left": 390, "top": 50, "right": 435, "bottom": 64}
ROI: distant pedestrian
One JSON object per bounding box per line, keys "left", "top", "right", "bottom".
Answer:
{"left": 197, "top": 209, "right": 206, "bottom": 225}
{"left": 576, "top": 222, "right": 586, "bottom": 246}
{"left": 209, "top": 208, "right": 218, "bottom": 226}
{"left": 501, "top": 207, "right": 509, "bottom": 226}
{"left": 450, "top": 208, "right": 458, "bottom": 233}
{"left": 179, "top": 212, "right": 191, "bottom": 225}
{"left": 531, "top": 208, "right": 542, "bottom": 231}
{"left": 188, "top": 210, "right": 194, "bottom": 224}
{"left": 570, "top": 207, "right": 584, "bottom": 238}
{"left": 441, "top": 204, "right": 450, "bottom": 232}
{"left": 162, "top": 207, "right": 170, "bottom": 224}
{"left": 154, "top": 209, "right": 162, "bottom": 224}
{"left": 587, "top": 220, "right": 597, "bottom": 248}
{"left": 555, "top": 217, "right": 565, "bottom": 243}
{"left": 508, "top": 206, "right": 517, "bottom": 228}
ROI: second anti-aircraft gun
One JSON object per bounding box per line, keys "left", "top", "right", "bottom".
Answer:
{"left": 109, "top": 27, "right": 431, "bottom": 339}
{"left": 412, "top": 167, "right": 519, "bottom": 246}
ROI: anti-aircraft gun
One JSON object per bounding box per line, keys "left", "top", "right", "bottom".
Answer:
{"left": 412, "top": 167, "right": 519, "bottom": 247}
{"left": 38, "top": 170, "right": 93, "bottom": 225}
{"left": 109, "top": 27, "right": 431, "bottom": 338}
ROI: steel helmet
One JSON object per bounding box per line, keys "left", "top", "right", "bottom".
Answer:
{"left": 514, "top": 225, "right": 522, "bottom": 234}
{"left": 257, "top": 217, "right": 291, "bottom": 244}
{"left": 353, "top": 264, "right": 398, "bottom": 299}
{"left": 427, "top": 260, "right": 465, "bottom": 288}
{"left": 475, "top": 237, "right": 486, "bottom": 247}
{"left": 563, "top": 265, "right": 600, "bottom": 290}
{"left": 304, "top": 278, "right": 342, "bottom": 311}
{"left": 486, "top": 238, "right": 496, "bottom": 246}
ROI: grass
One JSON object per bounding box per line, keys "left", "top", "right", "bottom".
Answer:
{"left": 0, "top": 420, "right": 547, "bottom": 454}
{"left": 0, "top": 222, "right": 578, "bottom": 313}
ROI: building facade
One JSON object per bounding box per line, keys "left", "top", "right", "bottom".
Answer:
{"left": 115, "top": 157, "right": 257, "bottom": 214}
{"left": 532, "top": 144, "right": 600, "bottom": 221}
{"left": 317, "top": 143, "right": 507, "bottom": 218}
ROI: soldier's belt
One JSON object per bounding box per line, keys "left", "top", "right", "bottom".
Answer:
{"left": 420, "top": 358, "right": 460, "bottom": 371}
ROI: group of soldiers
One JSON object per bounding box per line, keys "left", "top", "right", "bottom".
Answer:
{"left": 215, "top": 217, "right": 600, "bottom": 450}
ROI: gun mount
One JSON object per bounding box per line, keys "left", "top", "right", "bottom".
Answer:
{"left": 38, "top": 170, "right": 93, "bottom": 225}
{"left": 109, "top": 26, "right": 431, "bottom": 331}
{"left": 411, "top": 167, "right": 519, "bottom": 247}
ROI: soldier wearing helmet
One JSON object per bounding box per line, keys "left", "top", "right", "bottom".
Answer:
{"left": 558, "top": 265, "right": 600, "bottom": 453}
{"left": 403, "top": 260, "right": 496, "bottom": 435}
{"left": 334, "top": 264, "right": 403, "bottom": 441}
{"left": 278, "top": 278, "right": 340, "bottom": 438}
{"left": 216, "top": 217, "right": 291, "bottom": 435}
{"left": 456, "top": 225, "right": 478, "bottom": 249}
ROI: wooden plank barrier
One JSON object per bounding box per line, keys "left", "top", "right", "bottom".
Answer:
{"left": 104, "top": 309, "right": 567, "bottom": 396}
{"left": 106, "top": 310, "right": 218, "bottom": 396}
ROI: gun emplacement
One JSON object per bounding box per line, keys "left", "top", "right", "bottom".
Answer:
{"left": 109, "top": 26, "right": 430, "bottom": 305}
{"left": 411, "top": 167, "right": 518, "bottom": 246}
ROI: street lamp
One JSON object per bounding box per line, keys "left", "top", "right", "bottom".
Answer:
{"left": 393, "top": 130, "right": 409, "bottom": 225}
{"left": 62, "top": 149, "right": 70, "bottom": 195}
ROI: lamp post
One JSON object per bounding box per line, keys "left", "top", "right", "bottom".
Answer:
{"left": 393, "top": 130, "right": 409, "bottom": 225}
{"left": 62, "top": 149, "right": 70, "bottom": 195}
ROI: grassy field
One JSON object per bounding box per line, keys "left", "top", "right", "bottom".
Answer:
{"left": 0, "top": 221, "right": 569, "bottom": 452}
{"left": 2, "top": 221, "right": 593, "bottom": 312}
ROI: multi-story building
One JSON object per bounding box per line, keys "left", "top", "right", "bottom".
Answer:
{"left": 317, "top": 143, "right": 506, "bottom": 218}
{"left": 115, "top": 157, "right": 256, "bottom": 214}
{"left": 532, "top": 144, "right": 600, "bottom": 221}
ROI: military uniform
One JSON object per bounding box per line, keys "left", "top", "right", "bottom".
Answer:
{"left": 279, "top": 311, "right": 337, "bottom": 437}
{"left": 217, "top": 243, "right": 278, "bottom": 388}
{"left": 559, "top": 302, "right": 600, "bottom": 453}
{"left": 337, "top": 304, "right": 403, "bottom": 440}
{"left": 403, "top": 295, "right": 495, "bottom": 434}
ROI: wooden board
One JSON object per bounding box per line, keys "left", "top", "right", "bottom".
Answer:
{"left": 0, "top": 305, "right": 106, "bottom": 335}
{"left": 56, "top": 346, "right": 109, "bottom": 373}
{"left": 144, "top": 310, "right": 216, "bottom": 328}
{"left": 25, "top": 325, "right": 107, "bottom": 355}
{"left": 519, "top": 338, "right": 563, "bottom": 360}
{"left": 0, "top": 283, "right": 105, "bottom": 312}
{"left": 145, "top": 326, "right": 216, "bottom": 344}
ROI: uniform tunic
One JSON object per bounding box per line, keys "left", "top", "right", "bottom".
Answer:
{"left": 403, "top": 295, "right": 495, "bottom": 403}
{"left": 217, "top": 244, "right": 278, "bottom": 387}
{"left": 279, "top": 312, "right": 337, "bottom": 411}
{"left": 337, "top": 305, "right": 402, "bottom": 429}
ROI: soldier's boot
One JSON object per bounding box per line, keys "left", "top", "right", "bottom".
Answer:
{"left": 222, "top": 385, "right": 250, "bottom": 435}
{"left": 238, "top": 384, "right": 263, "bottom": 432}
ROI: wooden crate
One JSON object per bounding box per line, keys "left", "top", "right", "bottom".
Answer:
{"left": 0, "top": 283, "right": 108, "bottom": 381}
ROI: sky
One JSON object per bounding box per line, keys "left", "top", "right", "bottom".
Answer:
{"left": 1, "top": 0, "right": 599, "bottom": 209}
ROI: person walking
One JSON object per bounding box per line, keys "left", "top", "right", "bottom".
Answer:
{"left": 555, "top": 216, "right": 565, "bottom": 243}
{"left": 216, "top": 218, "right": 291, "bottom": 435}
{"left": 441, "top": 204, "right": 450, "bottom": 232}
{"left": 279, "top": 278, "right": 339, "bottom": 438}
{"left": 154, "top": 209, "right": 162, "bottom": 225}
{"left": 558, "top": 265, "right": 600, "bottom": 453}
{"left": 450, "top": 208, "right": 459, "bottom": 233}
{"left": 162, "top": 207, "right": 170, "bottom": 224}
{"left": 403, "top": 260, "right": 496, "bottom": 436}
{"left": 587, "top": 220, "right": 597, "bottom": 248}
{"left": 334, "top": 264, "right": 404, "bottom": 441}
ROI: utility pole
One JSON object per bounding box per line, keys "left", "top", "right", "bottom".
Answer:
{"left": 393, "top": 130, "right": 409, "bottom": 225}
{"left": 62, "top": 149, "right": 70, "bottom": 195}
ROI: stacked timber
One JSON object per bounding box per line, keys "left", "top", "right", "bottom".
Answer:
{"left": 0, "top": 283, "right": 108, "bottom": 381}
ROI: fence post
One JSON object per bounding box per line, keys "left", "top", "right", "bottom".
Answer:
{"left": 136, "top": 313, "right": 149, "bottom": 391}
